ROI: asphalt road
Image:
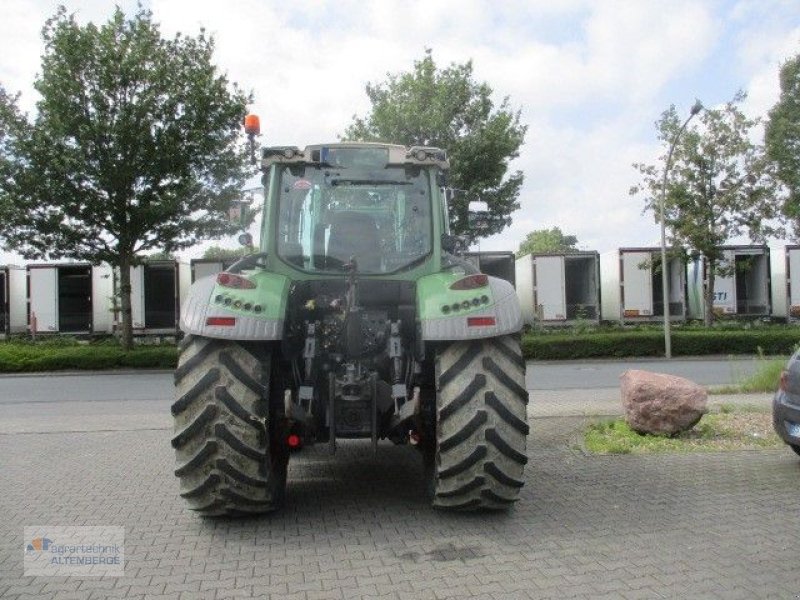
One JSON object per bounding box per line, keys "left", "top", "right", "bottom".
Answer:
{"left": 0, "top": 356, "right": 766, "bottom": 407}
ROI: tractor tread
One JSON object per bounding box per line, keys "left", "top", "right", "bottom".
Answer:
{"left": 172, "top": 337, "right": 286, "bottom": 517}
{"left": 436, "top": 476, "right": 485, "bottom": 499}
{"left": 430, "top": 335, "right": 528, "bottom": 511}
{"left": 484, "top": 461, "right": 524, "bottom": 489}
{"left": 220, "top": 350, "right": 265, "bottom": 396}
{"left": 170, "top": 368, "right": 220, "bottom": 416}
{"left": 174, "top": 440, "right": 218, "bottom": 477}
{"left": 439, "top": 374, "right": 486, "bottom": 422}
{"left": 439, "top": 410, "right": 487, "bottom": 453}
{"left": 438, "top": 342, "right": 482, "bottom": 388}
{"left": 215, "top": 386, "right": 261, "bottom": 431}
{"left": 180, "top": 473, "right": 221, "bottom": 499}
{"left": 485, "top": 428, "right": 528, "bottom": 465}
{"left": 486, "top": 391, "right": 530, "bottom": 435}
{"left": 438, "top": 445, "right": 487, "bottom": 479}
{"left": 171, "top": 404, "right": 218, "bottom": 449}
{"left": 214, "top": 423, "right": 267, "bottom": 461}
{"left": 174, "top": 340, "right": 216, "bottom": 384}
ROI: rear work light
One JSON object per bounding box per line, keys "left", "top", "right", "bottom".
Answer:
{"left": 450, "top": 274, "right": 488, "bottom": 290}
{"left": 206, "top": 317, "right": 236, "bottom": 327}
{"left": 217, "top": 272, "right": 256, "bottom": 289}
{"left": 467, "top": 316, "right": 496, "bottom": 327}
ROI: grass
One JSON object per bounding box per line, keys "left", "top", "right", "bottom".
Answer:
{"left": 712, "top": 352, "right": 788, "bottom": 394}
{"left": 584, "top": 410, "right": 782, "bottom": 455}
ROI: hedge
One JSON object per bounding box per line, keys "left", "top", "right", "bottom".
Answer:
{"left": 0, "top": 343, "right": 176, "bottom": 372}
{"left": 521, "top": 329, "right": 800, "bottom": 360}
{"left": 0, "top": 327, "right": 798, "bottom": 372}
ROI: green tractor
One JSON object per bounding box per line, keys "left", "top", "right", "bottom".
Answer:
{"left": 172, "top": 122, "right": 528, "bottom": 515}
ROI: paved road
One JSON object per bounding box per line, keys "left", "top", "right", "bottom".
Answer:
{"left": 1, "top": 363, "right": 795, "bottom": 598}
{"left": 0, "top": 356, "right": 766, "bottom": 407}
{"left": 526, "top": 356, "right": 764, "bottom": 389}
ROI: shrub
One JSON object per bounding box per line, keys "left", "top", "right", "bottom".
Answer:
{"left": 522, "top": 328, "right": 800, "bottom": 360}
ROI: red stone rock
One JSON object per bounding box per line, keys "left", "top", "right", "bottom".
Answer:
{"left": 620, "top": 369, "right": 707, "bottom": 435}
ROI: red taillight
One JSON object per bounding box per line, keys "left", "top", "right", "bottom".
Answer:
{"left": 467, "top": 316, "right": 496, "bottom": 327}
{"left": 206, "top": 317, "right": 236, "bottom": 327}
{"left": 217, "top": 272, "right": 256, "bottom": 289}
{"left": 287, "top": 434, "right": 302, "bottom": 448}
{"left": 780, "top": 370, "right": 789, "bottom": 392}
{"left": 450, "top": 274, "right": 489, "bottom": 290}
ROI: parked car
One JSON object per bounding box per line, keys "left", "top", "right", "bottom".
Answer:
{"left": 773, "top": 349, "right": 800, "bottom": 456}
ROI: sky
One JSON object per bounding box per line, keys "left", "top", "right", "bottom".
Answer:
{"left": 1, "top": 0, "right": 799, "bottom": 263}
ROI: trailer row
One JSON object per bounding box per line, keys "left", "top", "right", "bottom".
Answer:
{"left": 0, "top": 259, "right": 233, "bottom": 336}
{"left": 1, "top": 247, "right": 799, "bottom": 336}
{"left": 517, "top": 245, "right": 795, "bottom": 326}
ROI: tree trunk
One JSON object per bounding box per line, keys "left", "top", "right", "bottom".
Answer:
{"left": 119, "top": 253, "right": 134, "bottom": 351}
{"left": 704, "top": 259, "right": 716, "bottom": 327}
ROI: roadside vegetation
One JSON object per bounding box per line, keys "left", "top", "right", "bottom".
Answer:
{"left": 0, "top": 321, "right": 796, "bottom": 372}
{"left": 0, "top": 337, "right": 175, "bottom": 372}
{"left": 712, "top": 351, "right": 787, "bottom": 394}
{"left": 522, "top": 321, "right": 799, "bottom": 360}
{"left": 584, "top": 407, "right": 781, "bottom": 455}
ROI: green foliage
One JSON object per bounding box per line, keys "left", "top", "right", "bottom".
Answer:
{"left": 630, "top": 92, "right": 781, "bottom": 325}
{"left": 521, "top": 328, "right": 800, "bottom": 360}
{"left": 145, "top": 250, "right": 176, "bottom": 261}
{"left": 713, "top": 353, "right": 788, "bottom": 394}
{"left": 343, "top": 49, "right": 526, "bottom": 240}
{"left": 0, "top": 340, "right": 176, "bottom": 372}
{"left": 202, "top": 245, "right": 250, "bottom": 260}
{"left": 766, "top": 52, "right": 800, "bottom": 235}
{"left": 517, "top": 227, "right": 579, "bottom": 257}
{"left": 0, "top": 6, "right": 251, "bottom": 349}
{"left": 584, "top": 414, "right": 781, "bottom": 454}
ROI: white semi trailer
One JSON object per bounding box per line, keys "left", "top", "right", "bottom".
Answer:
{"left": 604, "top": 248, "right": 687, "bottom": 323}
{"left": 0, "top": 266, "right": 27, "bottom": 336}
{"left": 687, "top": 246, "right": 771, "bottom": 319}
{"left": 785, "top": 245, "right": 800, "bottom": 322}
{"left": 27, "top": 263, "right": 113, "bottom": 334}
{"left": 515, "top": 252, "right": 600, "bottom": 325}
{"left": 119, "top": 260, "right": 180, "bottom": 334}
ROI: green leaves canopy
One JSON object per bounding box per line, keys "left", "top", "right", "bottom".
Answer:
{"left": 766, "top": 53, "right": 800, "bottom": 234}
{"left": 630, "top": 92, "right": 780, "bottom": 324}
{"left": 517, "top": 227, "right": 579, "bottom": 257}
{"left": 343, "top": 50, "right": 527, "bottom": 239}
{"left": 0, "top": 6, "right": 250, "bottom": 265}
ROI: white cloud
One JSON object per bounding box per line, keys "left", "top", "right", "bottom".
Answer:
{"left": 1, "top": 0, "right": 798, "bottom": 266}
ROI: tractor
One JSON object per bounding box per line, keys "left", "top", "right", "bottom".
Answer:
{"left": 171, "top": 116, "right": 529, "bottom": 515}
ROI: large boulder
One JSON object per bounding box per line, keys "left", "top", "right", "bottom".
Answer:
{"left": 620, "top": 369, "right": 707, "bottom": 435}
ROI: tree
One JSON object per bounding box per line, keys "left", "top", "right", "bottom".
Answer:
{"left": 0, "top": 7, "right": 250, "bottom": 349}
{"left": 766, "top": 52, "right": 800, "bottom": 234}
{"left": 630, "top": 92, "right": 780, "bottom": 326}
{"left": 343, "top": 49, "right": 527, "bottom": 239}
{"left": 517, "top": 227, "right": 579, "bottom": 257}
{"left": 203, "top": 245, "right": 249, "bottom": 261}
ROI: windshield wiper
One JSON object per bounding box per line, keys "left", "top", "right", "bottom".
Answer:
{"left": 329, "top": 179, "right": 412, "bottom": 186}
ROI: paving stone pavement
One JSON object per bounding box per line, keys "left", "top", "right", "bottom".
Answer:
{"left": 1, "top": 388, "right": 798, "bottom": 599}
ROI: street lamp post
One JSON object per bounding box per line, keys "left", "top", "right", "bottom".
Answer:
{"left": 660, "top": 100, "right": 703, "bottom": 359}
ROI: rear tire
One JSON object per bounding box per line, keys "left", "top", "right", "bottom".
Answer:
{"left": 790, "top": 444, "right": 800, "bottom": 457}
{"left": 428, "top": 335, "right": 529, "bottom": 510}
{"left": 171, "top": 335, "right": 288, "bottom": 516}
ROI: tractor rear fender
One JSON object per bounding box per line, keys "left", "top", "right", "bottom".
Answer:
{"left": 417, "top": 275, "right": 521, "bottom": 341}
{"left": 180, "top": 272, "right": 287, "bottom": 340}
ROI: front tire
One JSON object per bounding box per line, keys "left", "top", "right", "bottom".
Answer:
{"left": 171, "top": 335, "right": 288, "bottom": 516}
{"left": 428, "top": 335, "right": 529, "bottom": 510}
